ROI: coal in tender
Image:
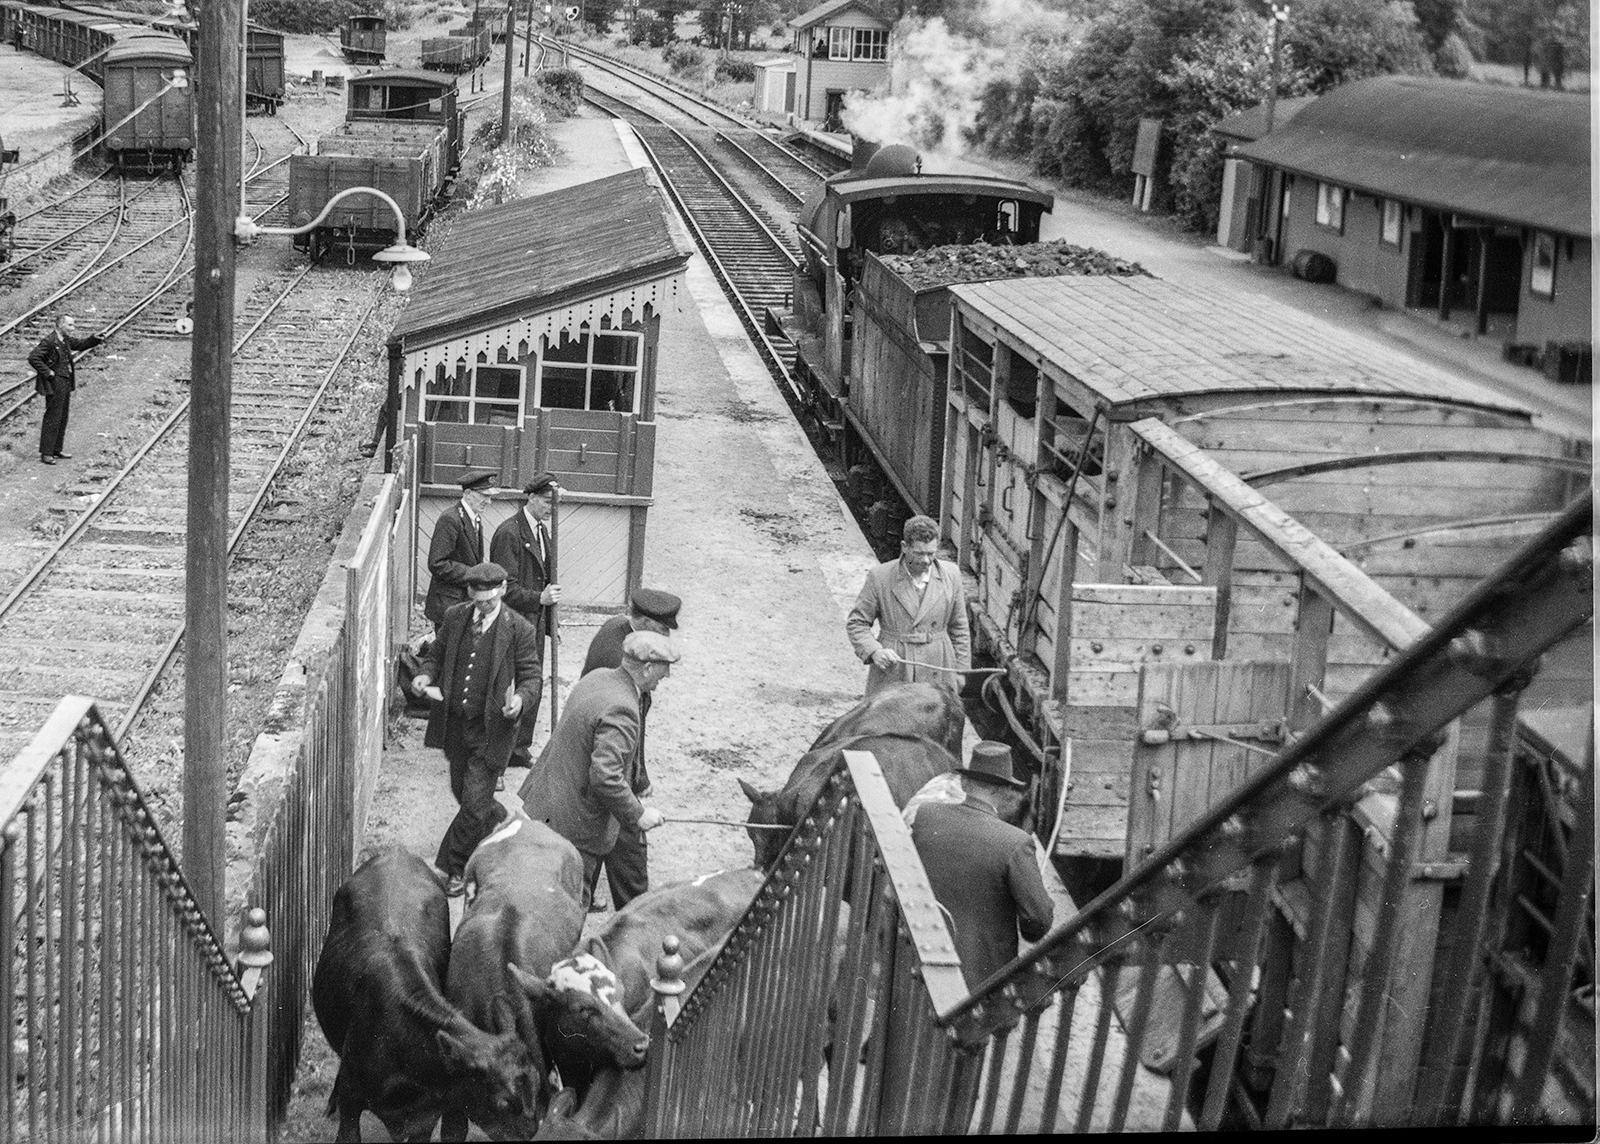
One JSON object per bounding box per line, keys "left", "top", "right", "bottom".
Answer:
{"left": 879, "top": 240, "right": 1150, "bottom": 291}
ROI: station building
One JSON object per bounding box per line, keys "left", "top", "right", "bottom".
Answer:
{"left": 387, "top": 166, "right": 691, "bottom": 608}
{"left": 1216, "top": 75, "right": 1590, "bottom": 379}
{"left": 780, "top": 0, "right": 890, "bottom": 130}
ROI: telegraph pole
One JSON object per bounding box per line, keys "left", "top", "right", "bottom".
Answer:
{"left": 524, "top": 0, "right": 533, "bottom": 76}
{"left": 1264, "top": 3, "right": 1289, "bottom": 134}
{"left": 502, "top": 0, "right": 516, "bottom": 145}
{"left": 186, "top": 0, "right": 243, "bottom": 923}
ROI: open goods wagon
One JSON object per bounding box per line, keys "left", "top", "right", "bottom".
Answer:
{"left": 421, "top": 22, "right": 490, "bottom": 72}
{"left": 245, "top": 24, "right": 284, "bottom": 113}
{"left": 340, "top": 12, "right": 386, "bottom": 64}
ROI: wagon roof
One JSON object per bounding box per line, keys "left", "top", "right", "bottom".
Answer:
{"left": 104, "top": 34, "right": 192, "bottom": 64}
{"left": 1235, "top": 75, "right": 1588, "bottom": 236}
{"left": 949, "top": 275, "right": 1533, "bottom": 418}
{"left": 391, "top": 167, "right": 692, "bottom": 346}
{"left": 350, "top": 68, "right": 457, "bottom": 89}
{"left": 824, "top": 173, "right": 1053, "bottom": 209}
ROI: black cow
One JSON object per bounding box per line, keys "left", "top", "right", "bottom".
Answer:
{"left": 312, "top": 847, "right": 541, "bottom": 1143}
{"left": 445, "top": 809, "right": 589, "bottom": 1139}
{"left": 808, "top": 681, "right": 964, "bottom": 755}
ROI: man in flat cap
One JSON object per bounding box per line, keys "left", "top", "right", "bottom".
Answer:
{"left": 910, "top": 742, "right": 1053, "bottom": 990}
{"left": 411, "top": 561, "right": 544, "bottom": 896}
{"left": 520, "top": 630, "right": 676, "bottom": 907}
{"left": 425, "top": 471, "right": 498, "bottom": 630}
{"left": 579, "top": 587, "right": 681, "bottom": 909}
{"left": 491, "top": 472, "right": 562, "bottom": 765}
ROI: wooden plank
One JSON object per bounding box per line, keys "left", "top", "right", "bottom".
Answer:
{"left": 1073, "top": 584, "right": 1219, "bottom": 607}
{"left": 1180, "top": 422, "right": 1575, "bottom": 459}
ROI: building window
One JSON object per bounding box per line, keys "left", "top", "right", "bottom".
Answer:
{"left": 537, "top": 325, "right": 642, "bottom": 412}
{"left": 1380, "top": 199, "right": 1402, "bottom": 247}
{"left": 1315, "top": 182, "right": 1344, "bottom": 232}
{"left": 828, "top": 26, "right": 851, "bottom": 59}
{"left": 424, "top": 362, "right": 523, "bottom": 425}
{"left": 1530, "top": 231, "right": 1557, "bottom": 298}
{"left": 852, "top": 28, "right": 887, "bottom": 60}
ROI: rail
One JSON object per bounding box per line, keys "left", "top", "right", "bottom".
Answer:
{"left": 644, "top": 492, "right": 1593, "bottom": 1132}
{"left": 2, "top": 699, "right": 270, "bottom": 1143}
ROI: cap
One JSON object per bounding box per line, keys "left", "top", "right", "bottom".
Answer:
{"left": 523, "top": 472, "right": 557, "bottom": 495}
{"left": 955, "top": 740, "right": 1025, "bottom": 789}
{"left": 629, "top": 587, "right": 682, "bottom": 630}
{"left": 462, "top": 561, "right": 509, "bottom": 588}
{"left": 622, "top": 630, "right": 680, "bottom": 665}
{"left": 458, "top": 470, "right": 497, "bottom": 491}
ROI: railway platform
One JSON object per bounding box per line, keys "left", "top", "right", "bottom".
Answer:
{"left": 0, "top": 43, "right": 102, "bottom": 204}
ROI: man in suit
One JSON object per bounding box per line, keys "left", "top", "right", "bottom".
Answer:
{"left": 579, "top": 587, "right": 681, "bottom": 910}
{"left": 28, "top": 314, "right": 105, "bottom": 465}
{"left": 910, "top": 741, "right": 1054, "bottom": 991}
{"left": 846, "top": 514, "right": 971, "bottom": 696}
{"left": 519, "top": 631, "right": 675, "bottom": 907}
{"left": 424, "top": 470, "right": 497, "bottom": 629}
{"left": 410, "top": 561, "right": 543, "bottom": 896}
{"left": 490, "top": 472, "right": 562, "bottom": 765}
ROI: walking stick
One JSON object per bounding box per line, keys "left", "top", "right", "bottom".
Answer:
{"left": 547, "top": 482, "right": 561, "bottom": 728}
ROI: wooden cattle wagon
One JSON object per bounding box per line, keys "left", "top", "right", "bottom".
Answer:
{"left": 388, "top": 167, "right": 692, "bottom": 610}
{"left": 101, "top": 33, "right": 194, "bottom": 169}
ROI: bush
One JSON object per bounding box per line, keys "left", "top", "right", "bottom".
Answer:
{"left": 663, "top": 41, "right": 705, "bottom": 77}
{"left": 250, "top": 0, "right": 366, "bottom": 33}
{"left": 1434, "top": 31, "right": 1475, "bottom": 78}
{"left": 539, "top": 68, "right": 585, "bottom": 117}
{"left": 713, "top": 56, "right": 755, "bottom": 83}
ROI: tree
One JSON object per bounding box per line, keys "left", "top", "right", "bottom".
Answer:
{"left": 1280, "top": 0, "right": 1433, "bottom": 91}
{"left": 1467, "top": 0, "right": 1587, "bottom": 86}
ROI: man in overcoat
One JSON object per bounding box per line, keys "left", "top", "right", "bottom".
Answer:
{"left": 490, "top": 472, "right": 562, "bottom": 764}
{"left": 579, "top": 587, "right": 681, "bottom": 910}
{"left": 410, "top": 562, "right": 543, "bottom": 895}
{"left": 519, "top": 631, "right": 674, "bottom": 906}
{"left": 424, "top": 470, "right": 496, "bottom": 628}
{"left": 910, "top": 742, "right": 1054, "bottom": 991}
{"left": 28, "top": 314, "right": 104, "bottom": 465}
{"left": 846, "top": 514, "right": 971, "bottom": 696}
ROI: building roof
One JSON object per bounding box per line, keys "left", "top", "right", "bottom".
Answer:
{"left": 948, "top": 275, "right": 1532, "bottom": 419}
{"left": 1235, "top": 75, "right": 1588, "bottom": 235}
{"left": 788, "top": 0, "right": 888, "bottom": 30}
{"left": 391, "top": 167, "right": 691, "bottom": 350}
{"left": 1212, "top": 95, "right": 1315, "bottom": 142}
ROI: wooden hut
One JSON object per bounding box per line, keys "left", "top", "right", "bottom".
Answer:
{"left": 387, "top": 167, "right": 692, "bottom": 608}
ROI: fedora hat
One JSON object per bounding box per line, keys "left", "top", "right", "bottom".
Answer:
{"left": 955, "top": 740, "right": 1026, "bottom": 789}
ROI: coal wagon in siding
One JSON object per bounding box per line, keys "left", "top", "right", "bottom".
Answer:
{"left": 288, "top": 70, "right": 464, "bottom": 259}
{"left": 101, "top": 33, "right": 195, "bottom": 170}
{"left": 421, "top": 21, "right": 490, "bottom": 72}
{"left": 340, "top": 13, "right": 386, "bottom": 64}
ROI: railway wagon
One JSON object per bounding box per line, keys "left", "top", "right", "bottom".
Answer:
{"left": 101, "top": 33, "right": 194, "bottom": 170}
{"left": 245, "top": 24, "right": 284, "bottom": 113}
{"left": 340, "top": 12, "right": 386, "bottom": 64}
{"left": 288, "top": 69, "right": 463, "bottom": 257}
{"left": 933, "top": 272, "right": 1592, "bottom": 1123}
{"left": 422, "top": 22, "right": 490, "bottom": 72}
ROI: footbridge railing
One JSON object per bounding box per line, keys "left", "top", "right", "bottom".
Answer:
{"left": 643, "top": 491, "right": 1593, "bottom": 1133}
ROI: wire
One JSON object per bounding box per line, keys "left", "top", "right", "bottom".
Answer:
{"left": 1, "top": 79, "right": 184, "bottom": 187}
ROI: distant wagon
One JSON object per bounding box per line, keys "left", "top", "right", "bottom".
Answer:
{"left": 245, "top": 24, "right": 285, "bottom": 114}
{"left": 388, "top": 167, "right": 693, "bottom": 610}
{"left": 421, "top": 20, "right": 490, "bottom": 72}
{"left": 340, "top": 13, "right": 386, "bottom": 65}
{"left": 102, "top": 33, "right": 195, "bottom": 170}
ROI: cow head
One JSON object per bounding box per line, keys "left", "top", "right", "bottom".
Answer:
{"left": 434, "top": 995, "right": 543, "bottom": 1131}
{"left": 738, "top": 778, "right": 787, "bottom": 869}
{"left": 510, "top": 950, "right": 650, "bottom": 1080}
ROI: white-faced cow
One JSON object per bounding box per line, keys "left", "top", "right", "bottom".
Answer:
{"left": 311, "top": 847, "right": 540, "bottom": 1143}
{"left": 444, "top": 809, "right": 590, "bottom": 1139}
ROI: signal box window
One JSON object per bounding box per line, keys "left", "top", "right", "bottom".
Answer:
{"left": 828, "top": 27, "right": 852, "bottom": 60}
{"left": 537, "top": 327, "right": 642, "bottom": 413}
{"left": 853, "top": 29, "right": 887, "bottom": 60}
{"left": 424, "top": 363, "right": 523, "bottom": 425}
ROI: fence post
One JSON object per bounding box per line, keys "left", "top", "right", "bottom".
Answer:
{"left": 643, "top": 935, "right": 685, "bottom": 1136}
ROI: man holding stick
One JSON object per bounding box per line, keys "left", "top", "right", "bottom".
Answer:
{"left": 846, "top": 515, "right": 970, "bottom": 697}
{"left": 491, "top": 472, "right": 561, "bottom": 766}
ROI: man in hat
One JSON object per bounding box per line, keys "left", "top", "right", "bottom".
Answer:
{"left": 410, "top": 561, "right": 543, "bottom": 896}
{"left": 847, "top": 514, "right": 970, "bottom": 697}
{"left": 28, "top": 313, "right": 106, "bottom": 465}
{"left": 490, "top": 472, "right": 562, "bottom": 765}
{"left": 909, "top": 741, "right": 1053, "bottom": 990}
{"left": 425, "top": 470, "right": 497, "bottom": 629}
{"left": 579, "top": 587, "right": 682, "bottom": 909}
{"left": 520, "top": 630, "right": 675, "bottom": 907}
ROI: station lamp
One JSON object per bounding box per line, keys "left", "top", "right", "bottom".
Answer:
{"left": 234, "top": 186, "right": 430, "bottom": 292}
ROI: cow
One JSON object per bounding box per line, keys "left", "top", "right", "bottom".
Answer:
{"left": 739, "top": 732, "right": 960, "bottom": 869}
{"left": 311, "top": 847, "right": 540, "bottom": 1143}
{"left": 444, "top": 809, "right": 591, "bottom": 1139}
{"left": 808, "top": 681, "right": 964, "bottom": 755}
{"left": 512, "top": 867, "right": 765, "bottom": 1099}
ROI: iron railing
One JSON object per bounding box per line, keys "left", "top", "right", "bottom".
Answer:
{"left": 3, "top": 699, "right": 270, "bottom": 1144}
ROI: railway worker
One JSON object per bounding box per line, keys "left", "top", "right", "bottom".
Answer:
{"left": 28, "top": 314, "right": 105, "bottom": 466}
{"left": 489, "top": 472, "right": 562, "bottom": 766}
{"left": 578, "top": 587, "right": 682, "bottom": 911}
{"left": 424, "top": 470, "right": 497, "bottom": 629}
{"left": 846, "top": 514, "right": 971, "bottom": 697}
{"left": 409, "top": 562, "right": 544, "bottom": 897}
{"left": 909, "top": 741, "right": 1054, "bottom": 991}
{"left": 518, "top": 631, "right": 674, "bottom": 910}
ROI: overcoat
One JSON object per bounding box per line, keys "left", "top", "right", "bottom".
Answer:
{"left": 518, "top": 666, "right": 644, "bottom": 856}
{"left": 580, "top": 613, "right": 651, "bottom": 795}
{"left": 424, "top": 503, "right": 484, "bottom": 626}
{"left": 489, "top": 508, "right": 554, "bottom": 642}
{"left": 421, "top": 602, "right": 543, "bottom": 770}
{"left": 910, "top": 797, "right": 1054, "bottom": 990}
{"left": 846, "top": 557, "right": 971, "bottom": 695}
{"left": 28, "top": 330, "right": 100, "bottom": 396}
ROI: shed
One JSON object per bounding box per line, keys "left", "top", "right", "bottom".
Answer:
{"left": 785, "top": 0, "right": 889, "bottom": 129}
{"left": 389, "top": 166, "right": 692, "bottom": 608}
{"left": 753, "top": 57, "right": 795, "bottom": 118}
{"left": 1210, "top": 94, "right": 1312, "bottom": 250}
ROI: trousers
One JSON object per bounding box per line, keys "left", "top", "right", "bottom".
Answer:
{"left": 435, "top": 716, "right": 507, "bottom": 877}
{"left": 601, "top": 824, "right": 648, "bottom": 909}
{"left": 39, "top": 390, "right": 70, "bottom": 457}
